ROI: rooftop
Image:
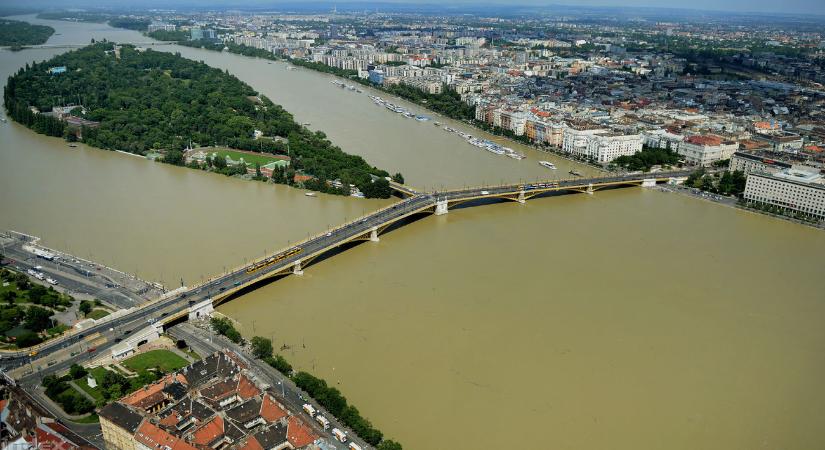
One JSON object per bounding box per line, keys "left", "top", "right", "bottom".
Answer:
{"left": 100, "top": 351, "right": 321, "bottom": 450}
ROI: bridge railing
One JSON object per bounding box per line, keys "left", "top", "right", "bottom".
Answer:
{"left": 437, "top": 170, "right": 693, "bottom": 198}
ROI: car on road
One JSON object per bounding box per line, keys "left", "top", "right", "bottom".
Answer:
{"left": 233, "top": 282, "right": 241, "bottom": 286}
{"left": 115, "top": 338, "right": 122, "bottom": 343}
{"left": 481, "top": 190, "right": 490, "bottom": 195}
{"left": 124, "top": 330, "right": 132, "bottom": 335}
{"left": 87, "top": 347, "right": 96, "bottom": 353}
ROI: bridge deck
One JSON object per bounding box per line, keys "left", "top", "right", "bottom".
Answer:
{"left": 7, "top": 170, "right": 691, "bottom": 369}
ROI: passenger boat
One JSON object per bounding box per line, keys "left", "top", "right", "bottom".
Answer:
{"left": 305, "top": 192, "right": 317, "bottom": 197}
{"left": 539, "top": 161, "right": 557, "bottom": 170}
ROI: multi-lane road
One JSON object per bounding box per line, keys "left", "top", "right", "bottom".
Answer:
{"left": 0, "top": 234, "right": 162, "bottom": 309}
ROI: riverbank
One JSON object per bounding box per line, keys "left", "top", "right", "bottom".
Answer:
{"left": 654, "top": 184, "right": 825, "bottom": 230}
{"left": 3, "top": 42, "right": 397, "bottom": 199}
{"left": 174, "top": 40, "right": 604, "bottom": 175}
{"left": 6, "top": 18, "right": 825, "bottom": 450}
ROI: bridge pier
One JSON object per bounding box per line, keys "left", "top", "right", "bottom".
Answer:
{"left": 642, "top": 178, "right": 657, "bottom": 188}
{"left": 517, "top": 191, "right": 526, "bottom": 204}
{"left": 369, "top": 226, "right": 379, "bottom": 242}
{"left": 435, "top": 199, "right": 449, "bottom": 215}
{"left": 586, "top": 183, "right": 594, "bottom": 195}
{"left": 293, "top": 260, "right": 304, "bottom": 276}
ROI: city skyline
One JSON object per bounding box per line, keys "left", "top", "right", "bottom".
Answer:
{"left": 6, "top": 0, "right": 825, "bottom": 17}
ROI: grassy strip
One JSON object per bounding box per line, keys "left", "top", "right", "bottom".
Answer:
{"left": 122, "top": 349, "right": 189, "bottom": 373}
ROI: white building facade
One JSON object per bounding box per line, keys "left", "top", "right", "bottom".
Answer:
{"left": 743, "top": 169, "right": 825, "bottom": 220}
{"left": 562, "top": 128, "right": 642, "bottom": 162}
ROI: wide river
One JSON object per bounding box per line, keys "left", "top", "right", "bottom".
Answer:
{"left": 2, "top": 16, "right": 825, "bottom": 450}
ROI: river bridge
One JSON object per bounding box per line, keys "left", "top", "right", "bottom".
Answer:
{"left": 3, "top": 170, "right": 690, "bottom": 381}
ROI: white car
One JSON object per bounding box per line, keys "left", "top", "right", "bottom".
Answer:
{"left": 46, "top": 278, "right": 58, "bottom": 285}
{"left": 481, "top": 190, "right": 490, "bottom": 195}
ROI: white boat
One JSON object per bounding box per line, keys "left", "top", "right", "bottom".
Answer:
{"left": 507, "top": 152, "right": 526, "bottom": 160}
{"left": 539, "top": 161, "right": 557, "bottom": 170}
{"left": 305, "top": 192, "right": 317, "bottom": 197}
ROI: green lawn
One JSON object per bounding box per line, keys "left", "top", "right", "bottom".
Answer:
{"left": 74, "top": 376, "right": 105, "bottom": 403}
{"left": 75, "top": 366, "right": 112, "bottom": 402}
{"left": 213, "top": 149, "right": 288, "bottom": 167}
{"left": 122, "top": 349, "right": 188, "bottom": 373}
{"left": 87, "top": 309, "right": 110, "bottom": 320}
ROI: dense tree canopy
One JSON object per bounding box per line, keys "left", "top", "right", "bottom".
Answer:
{"left": 0, "top": 19, "right": 55, "bottom": 46}
{"left": 4, "top": 43, "right": 397, "bottom": 197}
{"left": 612, "top": 147, "right": 681, "bottom": 171}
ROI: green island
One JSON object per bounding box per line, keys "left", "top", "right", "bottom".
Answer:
{"left": 0, "top": 19, "right": 55, "bottom": 47}
{"left": 4, "top": 42, "right": 398, "bottom": 198}
{"left": 209, "top": 317, "right": 403, "bottom": 450}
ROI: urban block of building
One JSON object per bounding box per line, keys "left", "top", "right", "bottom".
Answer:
{"left": 99, "top": 351, "right": 323, "bottom": 450}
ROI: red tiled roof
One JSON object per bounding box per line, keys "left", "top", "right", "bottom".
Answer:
{"left": 192, "top": 415, "right": 224, "bottom": 446}
{"left": 287, "top": 416, "right": 318, "bottom": 449}
{"left": 685, "top": 135, "right": 723, "bottom": 146}
{"left": 238, "top": 374, "right": 261, "bottom": 400}
{"left": 135, "top": 421, "right": 198, "bottom": 450}
{"left": 35, "top": 424, "right": 79, "bottom": 450}
{"left": 159, "top": 410, "right": 183, "bottom": 427}
{"left": 122, "top": 373, "right": 185, "bottom": 407}
{"left": 260, "top": 394, "right": 288, "bottom": 423}
{"left": 239, "top": 436, "right": 265, "bottom": 450}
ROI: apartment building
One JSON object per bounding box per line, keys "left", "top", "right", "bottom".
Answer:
{"left": 677, "top": 135, "right": 739, "bottom": 166}
{"left": 562, "top": 127, "right": 642, "bottom": 162}
{"left": 729, "top": 151, "right": 793, "bottom": 175}
{"left": 743, "top": 169, "right": 825, "bottom": 219}
{"left": 99, "top": 351, "right": 323, "bottom": 450}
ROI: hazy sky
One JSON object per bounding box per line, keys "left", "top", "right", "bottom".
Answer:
{"left": 518, "top": 0, "right": 824, "bottom": 15}
{"left": 9, "top": 0, "right": 825, "bottom": 16}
